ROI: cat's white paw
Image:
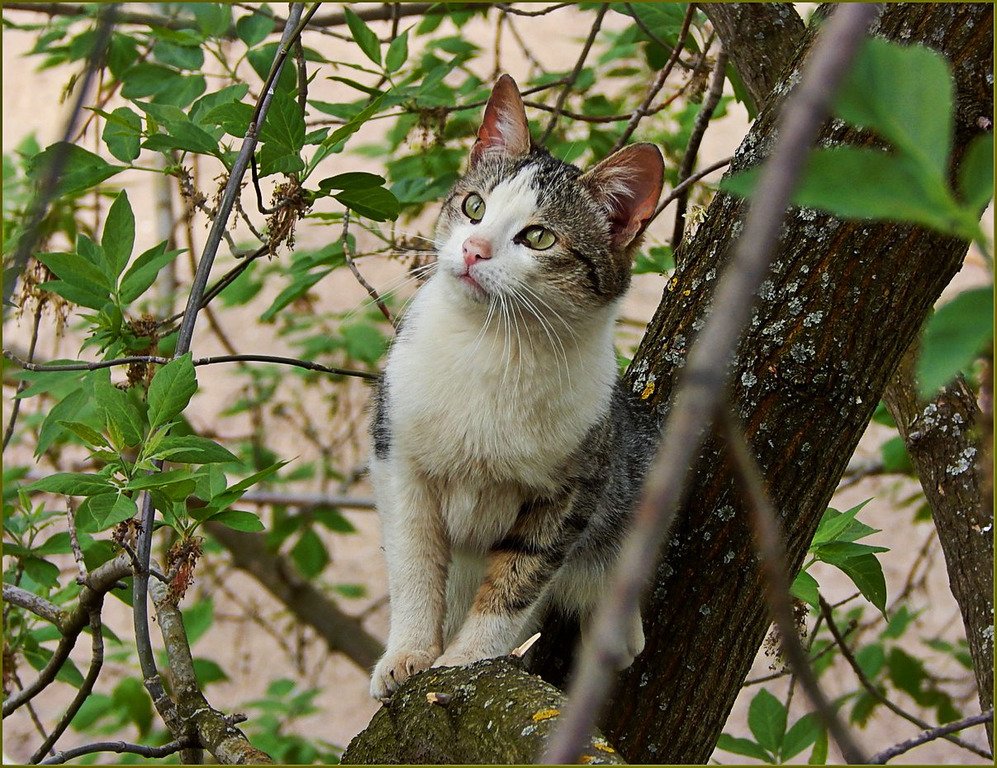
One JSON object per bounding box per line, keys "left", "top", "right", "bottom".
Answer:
{"left": 581, "top": 610, "right": 645, "bottom": 670}
{"left": 370, "top": 648, "right": 437, "bottom": 699}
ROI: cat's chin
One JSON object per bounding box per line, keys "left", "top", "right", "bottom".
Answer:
{"left": 445, "top": 270, "right": 491, "bottom": 303}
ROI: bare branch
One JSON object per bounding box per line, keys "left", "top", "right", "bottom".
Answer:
{"left": 343, "top": 212, "right": 396, "bottom": 328}
{"left": 649, "top": 156, "right": 732, "bottom": 224}
{"left": 869, "top": 710, "right": 994, "bottom": 764}
{"left": 540, "top": 4, "right": 609, "bottom": 143}
{"left": 671, "top": 48, "right": 730, "bottom": 249}
{"left": 238, "top": 489, "right": 375, "bottom": 511}
{"left": 542, "top": 6, "right": 880, "bottom": 762}
{"left": 724, "top": 411, "right": 866, "bottom": 762}
{"left": 3, "top": 350, "right": 379, "bottom": 381}
{"left": 39, "top": 738, "right": 191, "bottom": 765}
{"left": 2, "top": 4, "right": 116, "bottom": 306}
{"left": 2, "top": 584, "right": 65, "bottom": 626}
{"left": 818, "top": 596, "right": 993, "bottom": 760}
{"left": 611, "top": 3, "right": 696, "bottom": 153}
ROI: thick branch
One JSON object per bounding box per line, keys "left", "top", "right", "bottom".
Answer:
{"left": 206, "top": 523, "right": 383, "bottom": 671}
{"left": 700, "top": 3, "right": 805, "bottom": 111}
{"left": 342, "top": 659, "right": 624, "bottom": 765}
{"left": 883, "top": 347, "right": 993, "bottom": 748}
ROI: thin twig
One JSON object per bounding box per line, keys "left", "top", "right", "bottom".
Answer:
{"left": 649, "top": 156, "right": 732, "bottom": 225}
{"left": 818, "top": 596, "right": 993, "bottom": 760}
{"left": 725, "top": 411, "right": 866, "bottom": 762}
{"left": 869, "top": 710, "right": 994, "bottom": 764}
{"left": 1, "top": 584, "right": 64, "bottom": 626}
{"left": 29, "top": 611, "right": 105, "bottom": 762}
{"left": 65, "top": 502, "right": 88, "bottom": 584}
{"left": 3, "top": 350, "right": 378, "bottom": 381}
{"left": 542, "top": 6, "right": 880, "bottom": 762}
{"left": 342, "top": 212, "right": 395, "bottom": 328}
{"left": 1, "top": 635, "right": 75, "bottom": 717}
{"left": 239, "top": 489, "right": 375, "bottom": 510}
{"left": 672, "top": 48, "right": 730, "bottom": 248}
{"left": 39, "top": 738, "right": 191, "bottom": 765}
{"left": 3, "top": 300, "right": 44, "bottom": 452}
{"left": 2, "top": 4, "right": 117, "bottom": 306}
{"left": 494, "top": 2, "right": 570, "bottom": 17}
{"left": 540, "top": 3, "right": 608, "bottom": 143}
{"left": 611, "top": 3, "right": 695, "bottom": 152}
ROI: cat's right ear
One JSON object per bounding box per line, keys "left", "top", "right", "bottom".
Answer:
{"left": 470, "top": 74, "right": 531, "bottom": 166}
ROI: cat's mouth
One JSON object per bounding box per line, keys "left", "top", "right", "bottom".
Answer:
{"left": 458, "top": 268, "right": 489, "bottom": 298}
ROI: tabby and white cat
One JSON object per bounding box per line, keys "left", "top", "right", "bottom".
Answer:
{"left": 369, "top": 75, "right": 664, "bottom": 699}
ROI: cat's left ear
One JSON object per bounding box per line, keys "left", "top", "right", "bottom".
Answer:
{"left": 582, "top": 143, "right": 664, "bottom": 249}
{"left": 470, "top": 74, "right": 532, "bottom": 166}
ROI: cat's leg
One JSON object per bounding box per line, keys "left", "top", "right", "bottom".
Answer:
{"left": 370, "top": 459, "right": 449, "bottom": 699}
{"left": 553, "top": 557, "right": 645, "bottom": 669}
{"left": 434, "top": 497, "right": 566, "bottom": 667}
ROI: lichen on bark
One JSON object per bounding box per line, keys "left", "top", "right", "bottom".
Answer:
{"left": 342, "top": 658, "right": 625, "bottom": 765}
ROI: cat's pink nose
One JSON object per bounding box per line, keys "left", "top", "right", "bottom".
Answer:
{"left": 462, "top": 236, "right": 492, "bottom": 266}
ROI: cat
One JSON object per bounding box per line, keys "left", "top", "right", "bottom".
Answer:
{"left": 369, "top": 74, "right": 664, "bottom": 699}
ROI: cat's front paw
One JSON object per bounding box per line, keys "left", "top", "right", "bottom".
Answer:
{"left": 370, "top": 648, "right": 437, "bottom": 699}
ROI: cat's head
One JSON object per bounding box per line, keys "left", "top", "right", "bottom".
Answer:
{"left": 434, "top": 74, "right": 664, "bottom": 317}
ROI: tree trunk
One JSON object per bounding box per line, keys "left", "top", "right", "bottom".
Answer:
{"left": 530, "top": 3, "right": 992, "bottom": 763}
{"left": 884, "top": 351, "right": 993, "bottom": 749}
{"left": 347, "top": 4, "right": 992, "bottom": 764}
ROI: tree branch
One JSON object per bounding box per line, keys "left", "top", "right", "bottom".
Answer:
{"left": 868, "top": 710, "right": 994, "bottom": 764}
{"left": 542, "top": 5, "right": 880, "bottom": 762}
{"left": 342, "top": 659, "right": 624, "bottom": 764}
{"left": 2, "top": 584, "right": 65, "bottom": 626}
{"left": 818, "top": 596, "right": 992, "bottom": 760}
{"left": 883, "top": 344, "right": 993, "bottom": 748}
{"left": 724, "top": 410, "right": 866, "bottom": 762}
{"left": 700, "top": 3, "right": 806, "bottom": 111}
{"left": 39, "top": 738, "right": 191, "bottom": 765}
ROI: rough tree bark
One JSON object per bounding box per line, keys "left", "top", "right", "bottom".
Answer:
{"left": 884, "top": 351, "right": 994, "bottom": 749}
{"left": 348, "top": 3, "right": 993, "bottom": 764}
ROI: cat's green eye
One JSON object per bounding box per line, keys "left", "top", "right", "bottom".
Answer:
{"left": 520, "top": 226, "right": 557, "bottom": 250}
{"left": 462, "top": 193, "right": 485, "bottom": 222}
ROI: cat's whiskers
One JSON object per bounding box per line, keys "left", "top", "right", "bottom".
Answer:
{"left": 507, "top": 296, "right": 527, "bottom": 393}
{"left": 463, "top": 295, "right": 497, "bottom": 365}
{"left": 507, "top": 283, "right": 570, "bottom": 389}
{"left": 342, "top": 261, "right": 438, "bottom": 324}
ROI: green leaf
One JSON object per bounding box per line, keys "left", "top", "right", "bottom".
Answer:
{"left": 28, "top": 142, "right": 124, "bottom": 197}
{"left": 811, "top": 499, "right": 873, "bottom": 546}
{"left": 291, "top": 529, "right": 329, "bottom": 578}
{"left": 958, "top": 134, "right": 994, "bottom": 210}
{"left": 102, "top": 191, "right": 135, "bottom": 277}
{"left": 880, "top": 435, "right": 914, "bottom": 474}
{"left": 112, "top": 677, "right": 153, "bottom": 737}
{"left": 836, "top": 553, "right": 888, "bottom": 616}
{"left": 37, "top": 280, "right": 108, "bottom": 311}
{"left": 260, "top": 89, "right": 306, "bottom": 153}
{"left": 36, "top": 251, "right": 112, "bottom": 293}
{"left": 334, "top": 184, "right": 400, "bottom": 221}
{"left": 182, "top": 599, "right": 214, "bottom": 645}
{"left": 36, "top": 386, "right": 89, "bottom": 456}
{"left": 192, "top": 3, "right": 232, "bottom": 37}
{"left": 835, "top": 38, "right": 953, "bottom": 174}
{"left": 101, "top": 106, "right": 142, "bottom": 162}
{"left": 143, "top": 121, "right": 221, "bottom": 158}
{"left": 209, "top": 509, "right": 265, "bottom": 532}
{"left": 93, "top": 374, "right": 145, "bottom": 447}
{"left": 747, "top": 688, "right": 786, "bottom": 754}
{"left": 855, "top": 643, "right": 886, "bottom": 679}
{"left": 790, "top": 570, "right": 820, "bottom": 608}
{"left": 385, "top": 29, "right": 409, "bottom": 73}
{"left": 809, "top": 727, "right": 828, "bottom": 764}
{"left": 147, "top": 353, "right": 197, "bottom": 430}
{"left": 342, "top": 322, "right": 388, "bottom": 364}
{"left": 193, "top": 657, "right": 229, "bottom": 687}
{"left": 22, "top": 557, "right": 60, "bottom": 588}
{"left": 314, "top": 95, "right": 385, "bottom": 160}
{"left": 57, "top": 420, "right": 110, "bottom": 448}
{"left": 887, "top": 646, "right": 926, "bottom": 700}
{"left": 26, "top": 472, "right": 115, "bottom": 497}
{"left": 118, "top": 242, "right": 183, "bottom": 304}
{"left": 715, "top": 733, "right": 773, "bottom": 763}
{"left": 203, "top": 101, "right": 254, "bottom": 137}
{"left": 724, "top": 147, "right": 959, "bottom": 234}
{"left": 782, "top": 713, "right": 821, "bottom": 761}
{"left": 634, "top": 245, "right": 674, "bottom": 275}
{"left": 314, "top": 507, "right": 356, "bottom": 534}
{"left": 211, "top": 461, "right": 289, "bottom": 510}
{"left": 237, "top": 11, "right": 274, "bottom": 47}
{"left": 883, "top": 605, "right": 917, "bottom": 639}
{"left": 260, "top": 268, "right": 331, "bottom": 322}
{"left": 189, "top": 83, "right": 250, "bottom": 126}
{"left": 317, "top": 172, "right": 386, "bottom": 192}
{"left": 150, "top": 436, "right": 238, "bottom": 464}
{"left": 916, "top": 286, "right": 994, "bottom": 397}
{"left": 344, "top": 7, "right": 381, "bottom": 66}
{"left": 83, "top": 493, "right": 139, "bottom": 531}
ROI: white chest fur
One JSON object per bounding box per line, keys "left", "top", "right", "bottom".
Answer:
{"left": 382, "top": 276, "right": 618, "bottom": 542}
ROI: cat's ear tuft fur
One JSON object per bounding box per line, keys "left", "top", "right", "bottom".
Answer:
{"left": 582, "top": 143, "right": 664, "bottom": 250}
{"left": 471, "top": 74, "right": 531, "bottom": 166}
